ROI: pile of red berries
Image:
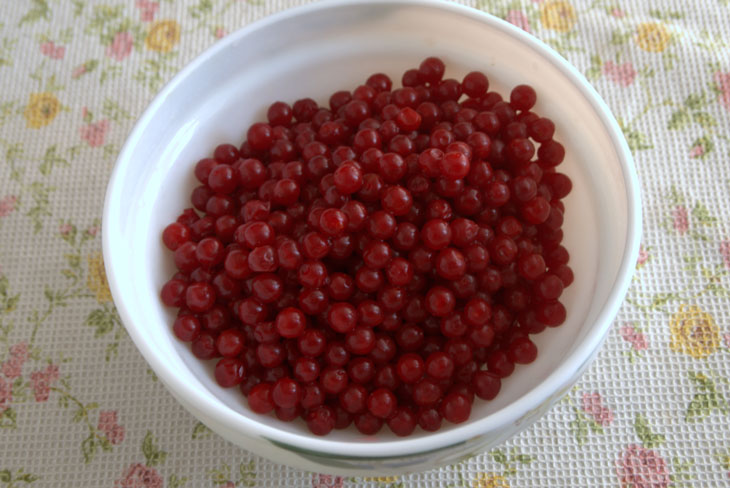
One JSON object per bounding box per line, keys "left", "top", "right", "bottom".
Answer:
{"left": 160, "top": 57, "right": 573, "bottom": 437}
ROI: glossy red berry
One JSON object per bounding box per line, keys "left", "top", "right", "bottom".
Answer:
{"left": 215, "top": 329, "right": 245, "bottom": 357}
{"left": 462, "top": 71, "right": 489, "bottom": 98}
{"left": 306, "top": 405, "right": 335, "bottom": 436}
{"left": 172, "top": 315, "right": 201, "bottom": 342}
{"left": 327, "top": 302, "right": 358, "bottom": 333}
{"left": 367, "top": 388, "right": 397, "bottom": 419}
{"left": 272, "top": 377, "right": 302, "bottom": 408}
{"left": 214, "top": 358, "right": 246, "bottom": 387}
{"left": 163, "top": 222, "right": 191, "bottom": 250}
{"left": 247, "top": 383, "right": 275, "bottom": 414}
{"left": 508, "top": 337, "right": 538, "bottom": 364}
{"left": 421, "top": 219, "right": 452, "bottom": 250}
{"left": 510, "top": 84, "right": 537, "bottom": 110}
{"left": 275, "top": 307, "right": 307, "bottom": 338}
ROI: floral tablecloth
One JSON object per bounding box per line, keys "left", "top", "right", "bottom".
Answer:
{"left": 1, "top": 0, "right": 729, "bottom": 486}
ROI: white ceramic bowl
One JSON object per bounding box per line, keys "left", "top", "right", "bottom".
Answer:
{"left": 103, "top": 0, "right": 641, "bottom": 476}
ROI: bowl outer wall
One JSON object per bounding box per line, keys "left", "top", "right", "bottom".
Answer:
{"left": 103, "top": 0, "right": 642, "bottom": 460}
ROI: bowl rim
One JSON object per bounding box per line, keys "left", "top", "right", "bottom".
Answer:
{"left": 103, "top": 0, "right": 642, "bottom": 458}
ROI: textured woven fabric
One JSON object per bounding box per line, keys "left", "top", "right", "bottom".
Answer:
{"left": 1, "top": 0, "right": 729, "bottom": 486}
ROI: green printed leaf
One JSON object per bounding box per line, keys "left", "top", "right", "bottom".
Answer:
{"left": 189, "top": 0, "right": 214, "bottom": 19}
{"left": 19, "top": 0, "right": 51, "bottom": 27}
{"left": 84, "top": 5, "right": 124, "bottom": 38}
{"left": 239, "top": 461, "right": 257, "bottom": 487}
{"left": 515, "top": 454, "right": 533, "bottom": 464}
{"left": 588, "top": 419, "right": 604, "bottom": 434}
{"left": 569, "top": 418, "right": 588, "bottom": 445}
{"left": 102, "top": 98, "right": 133, "bottom": 122}
{"left": 85, "top": 308, "right": 116, "bottom": 337}
{"left": 81, "top": 435, "right": 98, "bottom": 463}
{"left": 105, "top": 342, "right": 119, "bottom": 362}
{"left": 17, "top": 472, "right": 40, "bottom": 483}
{"left": 689, "top": 135, "right": 714, "bottom": 159}
{"left": 72, "top": 406, "right": 86, "bottom": 423}
{"left": 691, "top": 202, "right": 717, "bottom": 225}
{"left": 692, "top": 111, "right": 716, "bottom": 128}
{"left": 73, "top": 0, "right": 85, "bottom": 16}
{"left": 610, "top": 28, "right": 632, "bottom": 45}
{"left": 169, "top": 474, "right": 188, "bottom": 488}
{"left": 686, "top": 393, "right": 712, "bottom": 421}
{"left": 685, "top": 388, "right": 729, "bottom": 422}
{"left": 667, "top": 109, "right": 690, "bottom": 130}
{"left": 618, "top": 118, "right": 653, "bottom": 152}
{"left": 64, "top": 253, "right": 80, "bottom": 268}
{"left": 649, "top": 9, "right": 685, "bottom": 20}
{"left": 586, "top": 54, "right": 602, "bottom": 80}
{"left": 192, "top": 421, "right": 212, "bottom": 439}
{"left": 142, "top": 431, "right": 168, "bottom": 467}
{"left": 490, "top": 449, "right": 508, "bottom": 464}
{"left": 684, "top": 93, "right": 707, "bottom": 110}
{"left": 208, "top": 464, "right": 231, "bottom": 485}
{"left": 634, "top": 414, "right": 665, "bottom": 448}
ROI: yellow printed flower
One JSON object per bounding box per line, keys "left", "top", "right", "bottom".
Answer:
{"left": 540, "top": 1, "right": 577, "bottom": 33}
{"left": 669, "top": 304, "right": 720, "bottom": 358}
{"left": 87, "top": 252, "right": 112, "bottom": 303}
{"left": 636, "top": 22, "right": 671, "bottom": 52}
{"left": 145, "top": 20, "right": 180, "bottom": 52}
{"left": 23, "top": 92, "right": 60, "bottom": 129}
{"left": 362, "top": 476, "right": 399, "bottom": 483}
{"left": 473, "top": 472, "right": 510, "bottom": 488}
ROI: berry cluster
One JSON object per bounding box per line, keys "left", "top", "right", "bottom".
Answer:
{"left": 160, "top": 57, "right": 573, "bottom": 437}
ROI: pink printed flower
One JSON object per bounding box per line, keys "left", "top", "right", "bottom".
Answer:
{"left": 581, "top": 392, "right": 614, "bottom": 426}
{"left": 98, "top": 410, "right": 118, "bottom": 430}
{"left": 221, "top": 483, "right": 235, "bottom": 488}
{"left": 722, "top": 332, "right": 730, "bottom": 349}
{"left": 714, "top": 71, "right": 730, "bottom": 93}
{"left": 637, "top": 246, "right": 649, "bottom": 267}
{"left": 1, "top": 342, "right": 28, "bottom": 379}
{"left": 505, "top": 10, "right": 531, "bottom": 33}
{"left": 136, "top": 0, "right": 160, "bottom": 22}
{"left": 98, "top": 410, "right": 126, "bottom": 445}
{"left": 10, "top": 343, "right": 28, "bottom": 361}
{"left": 115, "top": 463, "right": 163, "bottom": 488}
{"left": 87, "top": 225, "right": 99, "bottom": 236}
{"left": 611, "top": 8, "right": 626, "bottom": 18}
{"left": 632, "top": 333, "right": 648, "bottom": 351}
{"left": 59, "top": 223, "right": 73, "bottom": 235}
{"left": 0, "top": 195, "right": 18, "bottom": 218}
{"left": 106, "top": 32, "right": 134, "bottom": 61}
{"left": 720, "top": 239, "right": 730, "bottom": 269}
{"left": 215, "top": 27, "right": 227, "bottom": 39}
{"left": 602, "top": 61, "right": 636, "bottom": 87}
{"left": 30, "top": 364, "right": 59, "bottom": 402}
{"left": 615, "top": 445, "right": 670, "bottom": 488}
{"left": 672, "top": 205, "right": 689, "bottom": 235}
{"left": 620, "top": 324, "right": 648, "bottom": 351}
{"left": 80, "top": 119, "right": 110, "bottom": 147}
{"left": 714, "top": 72, "right": 730, "bottom": 112}
{"left": 72, "top": 64, "right": 87, "bottom": 79}
{"left": 311, "top": 473, "right": 344, "bottom": 488}
{"left": 0, "top": 376, "right": 11, "bottom": 414}
{"left": 689, "top": 144, "right": 705, "bottom": 158}
{"left": 40, "top": 41, "right": 65, "bottom": 60}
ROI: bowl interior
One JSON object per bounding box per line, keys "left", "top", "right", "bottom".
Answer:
{"left": 105, "top": 0, "right": 634, "bottom": 455}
